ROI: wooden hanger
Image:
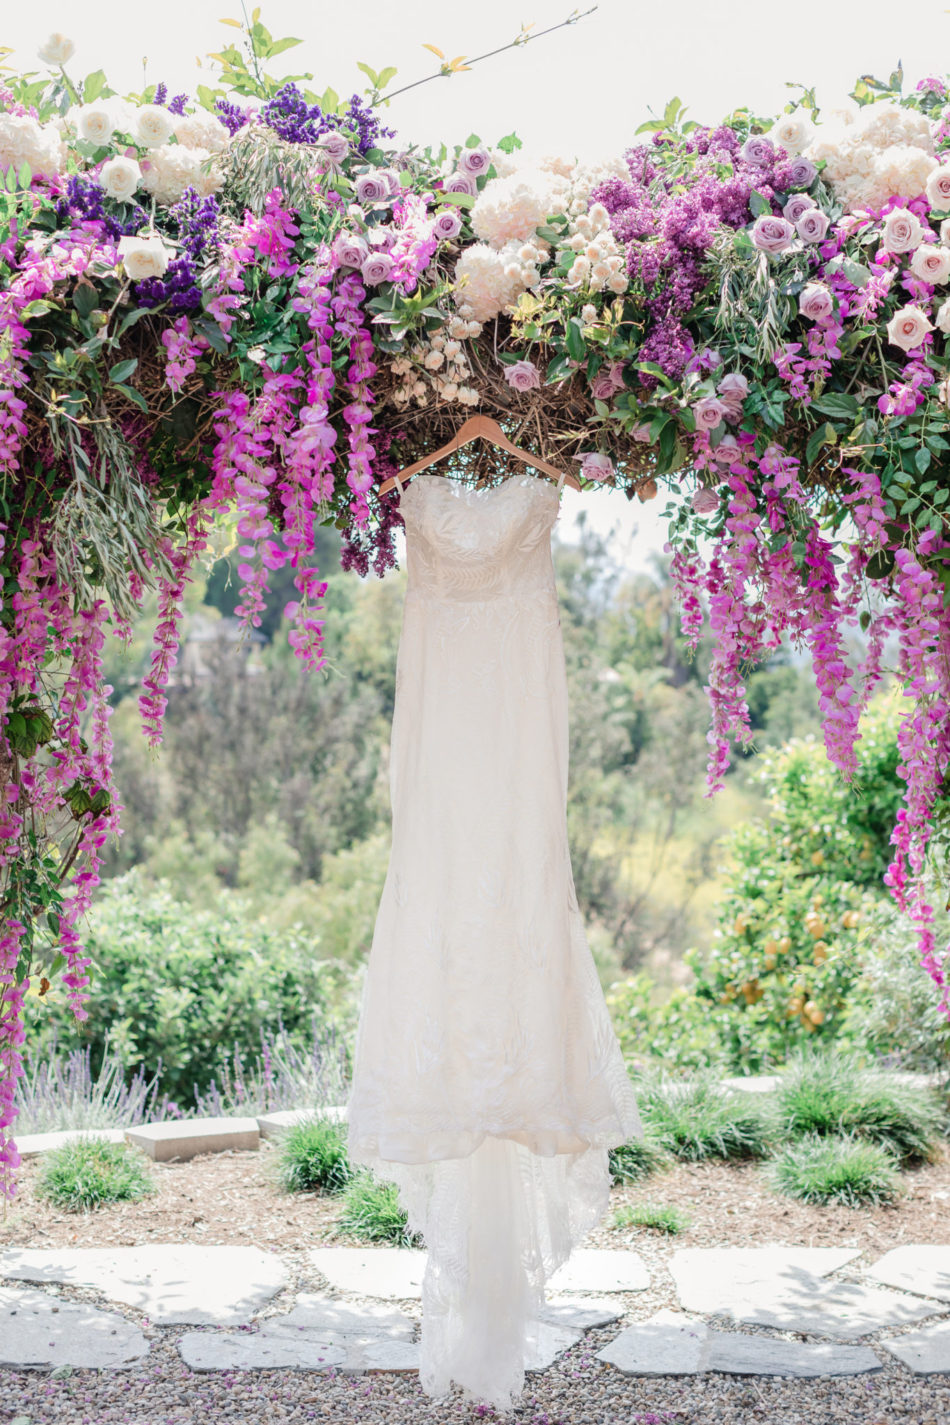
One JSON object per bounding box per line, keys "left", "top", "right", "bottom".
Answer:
{"left": 377, "top": 414, "right": 581, "bottom": 495}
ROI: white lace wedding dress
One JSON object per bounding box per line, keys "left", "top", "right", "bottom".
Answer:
{"left": 345, "top": 471, "right": 644, "bottom": 1411}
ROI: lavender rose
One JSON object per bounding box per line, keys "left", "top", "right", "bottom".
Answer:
{"left": 693, "top": 395, "right": 727, "bottom": 431}
{"left": 361, "top": 252, "right": 394, "bottom": 286}
{"left": 712, "top": 434, "right": 740, "bottom": 465}
{"left": 433, "top": 208, "right": 463, "bottom": 241}
{"left": 717, "top": 372, "right": 749, "bottom": 401}
{"left": 458, "top": 146, "right": 491, "bottom": 178}
{"left": 882, "top": 207, "right": 924, "bottom": 255}
{"left": 796, "top": 208, "right": 831, "bottom": 243}
{"left": 355, "top": 173, "right": 391, "bottom": 205}
{"left": 504, "top": 359, "right": 541, "bottom": 392}
{"left": 334, "top": 232, "right": 369, "bottom": 269}
{"left": 315, "top": 130, "right": 349, "bottom": 166}
{"left": 590, "top": 361, "right": 626, "bottom": 401}
{"left": 740, "top": 135, "right": 774, "bottom": 167}
{"left": 575, "top": 451, "right": 614, "bottom": 482}
{"left": 786, "top": 156, "right": 817, "bottom": 189}
{"left": 442, "top": 171, "right": 477, "bottom": 197}
{"left": 886, "top": 303, "right": 934, "bottom": 352}
{"left": 799, "top": 283, "right": 834, "bottom": 322}
{"left": 367, "top": 225, "right": 396, "bottom": 251}
{"left": 783, "top": 193, "right": 817, "bottom": 225}
{"left": 692, "top": 486, "right": 720, "bottom": 515}
{"left": 751, "top": 214, "right": 796, "bottom": 255}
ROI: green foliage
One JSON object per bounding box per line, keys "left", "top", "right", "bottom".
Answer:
{"left": 608, "top": 1133, "right": 668, "bottom": 1184}
{"left": 685, "top": 696, "right": 911, "bottom": 1071}
{"left": 338, "top": 1172, "right": 421, "bottom": 1247}
{"left": 611, "top": 1200, "right": 691, "bottom": 1234}
{"left": 767, "top": 1046, "right": 946, "bottom": 1166}
{"left": 606, "top": 972, "right": 730, "bottom": 1073}
{"left": 275, "top": 1116, "right": 353, "bottom": 1194}
{"left": 634, "top": 1071, "right": 772, "bottom": 1162}
{"left": 767, "top": 1133, "right": 902, "bottom": 1207}
{"left": 28, "top": 870, "right": 361, "bottom": 1103}
{"left": 36, "top": 1137, "right": 155, "bottom": 1211}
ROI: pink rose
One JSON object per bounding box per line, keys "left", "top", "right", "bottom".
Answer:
{"left": 504, "top": 359, "right": 541, "bottom": 391}
{"left": 361, "top": 252, "right": 393, "bottom": 285}
{"left": 575, "top": 451, "right": 614, "bottom": 482}
{"left": 711, "top": 434, "right": 741, "bottom": 465}
{"left": 910, "top": 244, "right": 950, "bottom": 284}
{"left": 717, "top": 372, "right": 748, "bottom": 401}
{"left": 799, "top": 283, "right": 834, "bottom": 322}
{"left": 693, "top": 396, "right": 727, "bottom": 431}
{"left": 590, "top": 363, "right": 625, "bottom": 401}
{"left": 886, "top": 303, "right": 934, "bottom": 352}
{"left": 458, "top": 146, "right": 491, "bottom": 178}
{"left": 632, "top": 423, "right": 652, "bottom": 443}
{"left": 692, "top": 486, "right": 720, "bottom": 515}
{"left": 926, "top": 165, "right": 950, "bottom": 210}
{"left": 433, "top": 208, "right": 462, "bottom": 241}
{"left": 751, "top": 214, "right": 796, "bottom": 254}
{"left": 796, "top": 208, "right": 831, "bottom": 243}
{"left": 881, "top": 207, "right": 924, "bottom": 255}
{"left": 783, "top": 193, "right": 817, "bottom": 225}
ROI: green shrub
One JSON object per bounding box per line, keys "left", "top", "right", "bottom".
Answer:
{"left": 768, "top": 1047, "right": 945, "bottom": 1166}
{"left": 276, "top": 1117, "right": 353, "bottom": 1194}
{"left": 338, "top": 1172, "right": 421, "bottom": 1247}
{"left": 608, "top": 1133, "right": 668, "bottom": 1184}
{"left": 635, "top": 1071, "right": 772, "bottom": 1162}
{"left": 28, "top": 870, "right": 362, "bottom": 1102}
{"left": 767, "top": 1133, "right": 902, "bottom": 1207}
{"left": 606, "top": 971, "right": 729, "bottom": 1074}
{"left": 611, "top": 1201, "right": 690, "bottom": 1234}
{"left": 36, "top": 1137, "right": 155, "bottom": 1211}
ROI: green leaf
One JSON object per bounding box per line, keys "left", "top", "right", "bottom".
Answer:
{"left": 635, "top": 360, "right": 674, "bottom": 391}
{"left": 915, "top": 446, "right": 932, "bottom": 475}
{"left": 267, "top": 36, "right": 303, "bottom": 58}
{"left": 356, "top": 61, "right": 380, "bottom": 86}
{"left": 842, "top": 257, "right": 871, "bottom": 288}
{"left": 565, "top": 320, "right": 586, "bottom": 363}
{"left": 465, "top": 133, "right": 481, "bottom": 148}
{"left": 437, "top": 189, "right": 474, "bottom": 208}
{"left": 83, "top": 69, "right": 107, "bottom": 102}
{"left": 496, "top": 132, "right": 522, "bottom": 155}
{"left": 17, "top": 161, "right": 32, "bottom": 190}
{"left": 113, "top": 383, "right": 148, "bottom": 412}
{"left": 72, "top": 285, "right": 98, "bottom": 319}
{"left": 109, "top": 357, "right": 138, "bottom": 384}
{"left": 805, "top": 421, "right": 837, "bottom": 467}
{"left": 194, "top": 318, "right": 230, "bottom": 355}
{"left": 377, "top": 66, "right": 398, "bottom": 90}
{"left": 749, "top": 190, "right": 771, "bottom": 218}
{"left": 866, "top": 548, "right": 895, "bottom": 580}
{"left": 811, "top": 392, "right": 859, "bottom": 420}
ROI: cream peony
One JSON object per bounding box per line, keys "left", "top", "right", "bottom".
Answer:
{"left": 453, "top": 243, "right": 526, "bottom": 322}
{"left": 37, "top": 32, "right": 75, "bottom": 65}
{"left": 881, "top": 206, "right": 924, "bottom": 254}
{"left": 117, "top": 232, "right": 172, "bottom": 281}
{"left": 99, "top": 155, "right": 142, "bottom": 202}
{"left": 140, "top": 143, "right": 222, "bottom": 204}
{"left": 910, "top": 244, "right": 950, "bottom": 285}
{"left": 134, "top": 104, "right": 176, "bottom": 148}
{"left": 75, "top": 103, "right": 115, "bottom": 146}
{"left": 0, "top": 113, "right": 67, "bottom": 178}
{"left": 886, "top": 303, "right": 933, "bottom": 352}
{"left": 173, "top": 111, "right": 231, "bottom": 154}
{"left": 772, "top": 112, "right": 815, "bottom": 155}
{"left": 471, "top": 169, "right": 568, "bottom": 248}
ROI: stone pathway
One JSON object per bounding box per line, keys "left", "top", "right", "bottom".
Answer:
{"left": 1, "top": 1240, "right": 949, "bottom": 1378}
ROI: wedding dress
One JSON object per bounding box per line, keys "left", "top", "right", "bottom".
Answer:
{"left": 345, "top": 470, "right": 644, "bottom": 1412}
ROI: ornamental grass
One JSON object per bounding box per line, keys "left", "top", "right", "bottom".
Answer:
{"left": 767, "top": 1132, "right": 903, "bottom": 1207}
{"left": 35, "top": 1137, "right": 155, "bottom": 1212}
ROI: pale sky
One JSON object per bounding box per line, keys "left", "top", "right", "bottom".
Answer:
{"left": 6, "top": 1, "right": 946, "bottom": 570}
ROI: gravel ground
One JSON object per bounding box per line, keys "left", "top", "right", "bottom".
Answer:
{"left": 0, "top": 1141, "right": 948, "bottom": 1425}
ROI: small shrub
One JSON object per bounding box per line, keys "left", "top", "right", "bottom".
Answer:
{"left": 609, "top": 1134, "right": 668, "bottom": 1185}
{"left": 611, "top": 1201, "right": 690, "bottom": 1234}
{"left": 276, "top": 1116, "right": 352, "bottom": 1194}
{"left": 767, "top": 1133, "right": 902, "bottom": 1207}
{"left": 768, "top": 1046, "right": 945, "bottom": 1165}
{"left": 36, "top": 1137, "right": 155, "bottom": 1212}
{"left": 338, "top": 1172, "right": 421, "bottom": 1247}
{"left": 635, "top": 1071, "right": 772, "bottom": 1162}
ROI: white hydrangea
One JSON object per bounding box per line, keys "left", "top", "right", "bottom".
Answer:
{"left": 173, "top": 111, "right": 231, "bottom": 154}
{"left": 0, "top": 113, "right": 67, "bottom": 177}
{"left": 453, "top": 242, "right": 527, "bottom": 321}
{"left": 805, "top": 100, "right": 938, "bottom": 212}
{"left": 471, "top": 169, "right": 569, "bottom": 247}
{"left": 140, "top": 143, "right": 223, "bottom": 205}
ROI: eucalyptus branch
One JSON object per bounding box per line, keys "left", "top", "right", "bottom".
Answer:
{"left": 376, "top": 8, "right": 598, "bottom": 107}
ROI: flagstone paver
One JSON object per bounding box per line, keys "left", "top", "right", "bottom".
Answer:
{"left": 125, "top": 1115, "right": 259, "bottom": 1162}
{"left": 15, "top": 1127, "right": 128, "bottom": 1158}
{"left": 308, "top": 1246, "right": 427, "bottom": 1299}
{"left": 524, "top": 1321, "right": 583, "bottom": 1371}
{"left": 261, "top": 1295, "right": 416, "bottom": 1340}
{"left": 727, "top": 1280, "right": 940, "bottom": 1339}
{"left": 538, "top": 1296, "right": 622, "bottom": 1330}
{"left": 256, "top": 1106, "right": 347, "bottom": 1140}
{"left": 0, "top": 1244, "right": 287, "bottom": 1325}
{"left": 0, "top": 1286, "right": 150, "bottom": 1369}
{"left": 547, "top": 1248, "right": 649, "bottom": 1294}
{"left": 669, "top": 1246, "right": 862, "bottom": 1314}
{"left": 597, "top": 1309, "right": 883, "bottom": 1378}
{"left": 880, "top": 1321, "right": 950, "bottom": 1375}
{"left": 178, "top": 1331, "right": 347, "bottom": 1372}
{"left": 868, "top": 1246, "right": 950, "bottom": 1304}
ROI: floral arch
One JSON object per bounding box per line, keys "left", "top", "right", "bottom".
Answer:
{"left": 1, "top": 19, "right": 949, "bottom": 1196}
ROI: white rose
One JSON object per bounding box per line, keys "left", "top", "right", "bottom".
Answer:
{"left": 99, "top": 155, "right": 142, "bottom": 202}
{"left": 75, "top": 103, "right": 115, "bottom": 145}
{"left": 134, "top": 105, "right": 175, "bottom": 148}
{"left": 881, "top": 206, "right": 924, "bottom": 254}
{"left": 936, "top": 298, "right": 950, "bottom": 334}
{"left": 886, "top": 303, "right": 933, "bottom": 352}
{"left": 117, "top": 232, "right": 172, "bottom": 281}
{"left": 910, "top": 244, "right": 950, "bottom": 285}
{"left": 926, "top": 165, "right": 950, "bottom": 212}
{"left": 772, "top": 112, "right": 814, "bottom": 155}
{"left": 37, "top": 33, "right": 75, "bottom": 65}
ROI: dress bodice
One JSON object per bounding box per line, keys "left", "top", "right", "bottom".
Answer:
{"left": 399, "top": 473, "right": 560, "bottom": 603}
